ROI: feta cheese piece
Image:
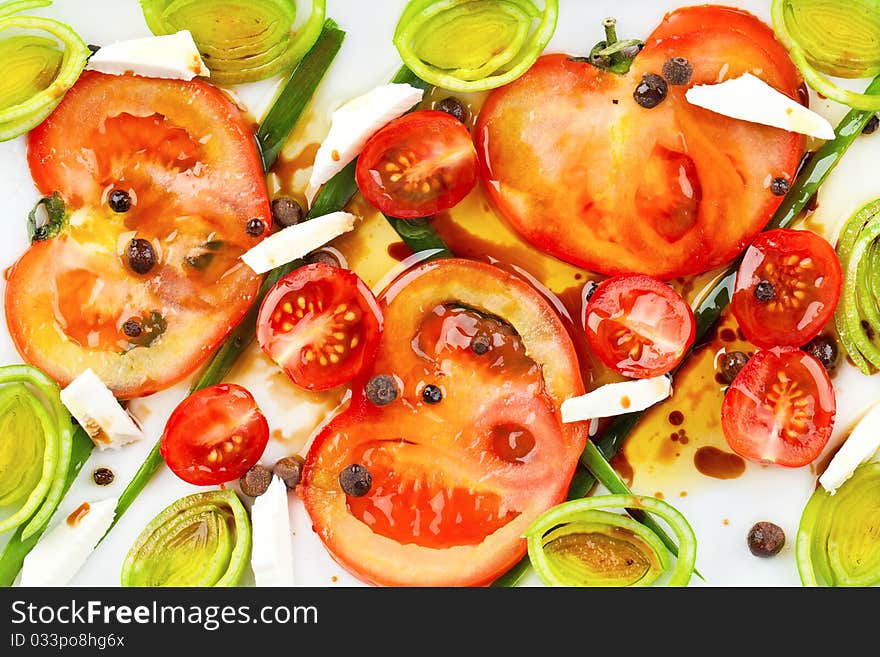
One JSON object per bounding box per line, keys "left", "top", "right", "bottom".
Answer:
{"left": 19, "top": 498, "right": 117, "bottom": 586}
{"left": 86, "top": 30, "right": 209, "bottom": 80}
{"left": 307, "top": 83, "right": 425, "bottom": 203}
{"left": 561, "top": 376, "right": 672, "bottom": 423}
{"left": 820, "top": 402, "right": 880, "bottom": 494}
{"left": 60, "top": 369, "right": 142, "bottom": 450}
{"left": 685, "top": 73, "right": 835, "bottom": 140}
{"left": 250, "top": 476, "right": 294, "bottom": 587}
{"left": 241, "top": 211, "right": 357, "bottom": 274}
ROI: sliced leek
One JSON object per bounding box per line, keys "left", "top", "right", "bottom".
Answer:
{"left": 525, "top": 494, "right": 697, "bottom": 587}
{"left": 140, "top": 0, "right": 326, "bottom": 84}
{"left": 393, "top": 0, "right": 558, "bottom": 92}
{"left": 121, "top": 489, "right": 251, "bottom": 587}
{"left": 0, "top": 0, "right": 89, "bottom": 141}
{"left": 797, "top": 463, "right": 880, "bottom": 586}
{"left": 772, "top": 0, "right": 880, "bottom": 110}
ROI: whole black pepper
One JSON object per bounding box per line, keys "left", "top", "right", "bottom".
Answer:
{"left": 633, "top": 73, "right": 668, "bottom": 109}
{"left": 365, "top": 374, "right": 398, "bottom": 406}
{"left": 239, "top": 464, "right": 273, "bottom": 497}
{"left": 339, "top": 463, "right": 372, "bottom": 497}
{"left": 122, "top": 319, "right": 142, "bottom": 338}
{"left": 126, "top": 238, "right": 156, "bottom": 275}
{"left": 863, "top": 115, "right": 879, "bottom": 135}
{"left": 770, "top": 177, "right": 791, "bottom": 197}
{"left": 271, "top": 197, "right": 304, "bottom": 228}
{"left": 108, "top": 189, "right": 132, "bottom": 213}
{"left": 719, "top": 351, "right": 749, "bottom": 384}
{"left": 274, "top": 455, "right": 305, "bottom": 489}
{"left": 754, "top": 280, "right": 776, "bottom": 303}
{"left": 422, "top": 384, "right": 443, "bottom": 404}
{"left": 92, "top": 467, "right": 115, "bottom": 486}
{"left": 747, "top": 521, "right": 785, "bottom": 557}
{"left": 304, "top": 249, "right": 341, "bottom": 268}
{"left": 471, "top": 334, "right": 491, "bottom": 355}
{"left": 661, "top": 57, "right": 693, "bottom": 86}
{"left": 435, "top": 96, "right": 468, "bottom": 123}
{"left": 802, "top": 335, "right": 838, "bottom": 370}
{"left": 246, "top": 217, "right": 265, "bottom": 237}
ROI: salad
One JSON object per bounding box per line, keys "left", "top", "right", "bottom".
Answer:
{"left": 0, "top": 0, "right": 879, "bottom": 588}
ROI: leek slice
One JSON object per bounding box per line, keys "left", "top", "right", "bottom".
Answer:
{"left": 525, "top": 494, "right": 697, "bottom": 587}
{"left": 393, "top": 0, "right": 558, "bottom": 92}
{"left": 121, "top": 489, "right": 251, "bottom": 587}
{"left": 772, "top": 0, "right": 880, "bottom": 110}
{"left": 797, "top": 463, "right": 880, "bottom": 586}
{"left": 0, "top": 0, "right": 89, "bottom": 141}
{"left": 140, "top": 0, "right": 326, "bottom": 84}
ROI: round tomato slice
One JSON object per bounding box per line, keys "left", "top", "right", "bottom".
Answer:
{"left": 300, "top": 259, "right": 587, "bottom": 586}
{"left": 160, "top": 384, "right": 270, "bottom": 486}
{"left": 256, "top": 263, "right": 383, "bottom": 391}
{"left": 584, "top": 275, "right": 695, "bottom": 378}
{"left": 355, "top": 110, "right": 478, "bottom": 219}
{"left": 732, "top": 229, "right": 842, "bottom": 348}
{"left": 6, "top": 72, "right": 270, "bottom": 398}
{"left": 721, "top": 347, "right": 835, "bottom": 467}
{"left": 475, "top": 6, "right": 805, "bottom": 278}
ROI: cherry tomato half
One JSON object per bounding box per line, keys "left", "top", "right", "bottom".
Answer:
{"left": 721, "top": 347, "right": 835, "bottom": 467}
{"left": 584, "top": 274, "right": 695, "bottom": 378}
{"left": 732, "top": 228, "right": 842, "bottom": 348}
{"left": 355, "top": 110, "right": 478, "bottom": 219}
{"left": 160, "top": 384, "right": 269, "bottom": 486}
{"left": 256, "top": 263, "right": 383, "bottom": 391}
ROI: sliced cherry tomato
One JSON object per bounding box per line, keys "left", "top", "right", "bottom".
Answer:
{"left": 721, "top": 347, "right": 835, "bottom": 467}
{"left": 160, "top": 384, "right": 270, "bottom": 486}
{"left": 732, "top": 228, "right": 842, "bottom": 348}
{"left": 584, "top": 275, "right": 695, "bottom": 378}
{"left": 476, "top": 6, "right": 805, "bottom": 278}
{"left": 300, "top": 259, "right": 587, "bottom": 586}
{"left": 7, "top": 72, "right": 270, "bottom": 398}
{"left": 256, "top": 263, "right": 383, "bottom": 391}
{"left": 355, "top": 110, "right": 478, "bottom": 219}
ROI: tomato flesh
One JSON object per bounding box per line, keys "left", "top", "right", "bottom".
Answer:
{"left": 584, "top": 275, "right": 695, "bottom": 378}
{"left": 301, "top": 259, "right": 586, "bottom": 586}
{"left": 356, "top": 110, "right": 478, "bottom": 219}
{"left": 160, "top": 384, "right": 270, "bottom": 486}
{"left": 732, "top": 229, "right": 842, "bottom": 348}
{"left": 721, "top": 347, "right": 835, "bottom": 467}
{"left": 256, "top": 264, "right": 383, "bottom": 391}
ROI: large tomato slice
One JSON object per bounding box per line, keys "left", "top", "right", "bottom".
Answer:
{"left": 6, "top": 72, "right": 270, "bottom": 398}
{"left": 476, "top": 5, "right": 805, "bottom": 278}
{"left": 300, "top": 259, "right": 587, "bottom": 586}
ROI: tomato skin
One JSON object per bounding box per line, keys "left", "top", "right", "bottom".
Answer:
{"left": 732, "top": 229, "right": 842, "bottom": 348}
{"left": 584, "top": 275, "right": 695, "bottom": 378}
{"left": 160, "top": 384, "right": 269, "bottom": 486}
{"left": 356, "top": 110, "right": 478, "bottom": 219}
{"left": 721, "top": 347, "right": 835, "bottom": 467}
{"left": 256, "top": 264, "right": 383, "bottom": 391}
{"left": 476, "top": 6, "right": 804, "bottom": 278}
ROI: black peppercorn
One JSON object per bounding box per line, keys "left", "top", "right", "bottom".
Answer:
{"left": 770, "top": 177, "right": 790, "bottom": 196}
{"left": 108, "top": 189, "right": 132, "bottom": 213}
{"left": 365, "top": 374, "right": 398, "bottom": 406}
{"left": 246, "top": 217, "right": 265, "bottom": 237}
{"left": 422, "top": 384, "right": 443, "bottom": 404}
{"left": 754, "top": 280, "right": 775, "bottom": 302}
{"left": 122, "top": 319, "right": 142, "bottom": 338}
{"left": 239, "top": 464, "right": 273, "bottom": 497}
{"left": 802, "top": 335, "right": 838, "bottom": 370}
{"left": 863, "top": 115, "right": 879, "bottom": 135}
{"left": 436, "top": 96, "right": 468, "bottom": 123}
{"left": 471, "top": 334, "right": 491, "bottom": 355}
{"left": 271, "top": 197, "right": 304, "bottom": 228}
{"left": 661, "top": 57, "right": 693, "bottom": 86}
{"left": 126, "top": 238, "right": 156, "bottom": 275}
{"left": 747, "top": 521, "right": 785, "bottom": 557}
{"left": 719, "top": 351, "right": 749, "bottom": 384}
{"left": 92, "top": 467, "right": 114, "bottom": 486}
{"left": 339, "top": 463, "right": 372, "bottom": 497}
{"left": 274, "top": 455, "right": 305, "bottom": 489}
{"left": 304, "top": 249, "right": 341, "bottom": 268}
{"left": 633, "top": 73, "right": 668, "bottom": 109}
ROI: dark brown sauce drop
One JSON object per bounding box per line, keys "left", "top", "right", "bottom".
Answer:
{"left": 387, "top": 241, "right": 412, "bottom": 262}
{"left": 694, "top": 446, "right": 746, "bottom": 480}
{"left": 610, "top": 451, "right": 634, "bottom": 487}
{"left": 668, "top": 410, "right": 684, "bottom": 426}
{"left": 66, "top": 502, "right": 91, "bottom": 527}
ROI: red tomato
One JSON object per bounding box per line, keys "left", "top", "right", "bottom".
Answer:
{"left": 300, "top": 259, "right": 587, "bottom": 586}
{"left": 732, "top": 229, "right": 842, "bottom": 348}
{"left": 355, "top": 110, "right": 478, "bottom": 218}
{"left": 475, "top": 6, "right": 805, "bottom": 278}
{"left": 256, "top": 264, "right": 383, "bottom": 391}
{"left": 7, "top": 72, "right": 270, "bottom": 398}
{"left": 161, "top": 384, "right": 270, "bottom": 486}
{"left": 584, "top": 275, "right": 695, "bottom": 378}
{"left": 721, "top": 347, "right": 835, "bottom": 467}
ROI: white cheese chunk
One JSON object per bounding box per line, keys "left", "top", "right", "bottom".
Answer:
{"left": 685, "top": 73, "right": 835, "bottom": 140}
{"left": 819, "top": 402, "right": 880, "bottom": 494}
{"left": 60, "top": 369, "right": 143, "bottom": 450}
{"left": 250, "top": 476, "right": 294, "bottom": 587}
{"left": 241, "top": 211, "right": 357, "bottom": 274}
{"left": 306, "top": 83, "right": 425, "bottom": 203}
{"left": 19, "top": 498, "right": 117, "bottom": 587}
{"left": 86, "top": 30, "right": 209, "bottom": 80}
{"left": 561, "top": 376, "right": 672, "bottom": 423}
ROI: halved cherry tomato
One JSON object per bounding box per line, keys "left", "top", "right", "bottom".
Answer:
{"left": 584, "top": 275, "right": 695, "bottom": 378}
{"left": 721, "top": 347, "right": 835, "bottom": 467}
{"left": 160, "top": 384, "right": 270, "bottom": 486}
{"left": 476, "top": 6, "right": 805, "bottom": 278}
{"left": 300, "top": 259, "right": 587, "bottom": 586}
{"left": 256, "top": 263, "right": 383, "bottom": 391}
{"left": 732, "top": 229, "right": 842, "bottom": 348}
{"left": 355, "top": 110, "right": 478, "bottom": 219}
{"left": 7, "top": 72, "right": 270, "bottom": 398}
